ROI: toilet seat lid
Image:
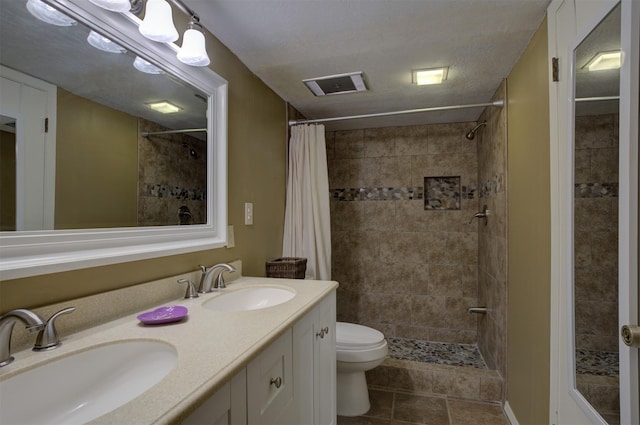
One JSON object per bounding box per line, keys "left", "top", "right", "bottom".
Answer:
{"left": 336, "top": 322, "right": 385, "bottom": 349}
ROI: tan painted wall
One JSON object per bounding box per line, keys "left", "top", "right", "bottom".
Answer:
{"left": 55, "top": 88, "right": 138, "bottom": 229}
{"left": 506, "top": 17, "right": 551, "bottom": 424}
{"left": 0, "top": 23, "right": 286, "bottom": 311}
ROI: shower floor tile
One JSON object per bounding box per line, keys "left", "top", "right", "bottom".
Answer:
{"left": 387, "top": 337, "right": 487, "bottom": 369}
{"left": 576, "top": 349, "right": 619, "bottom": 377}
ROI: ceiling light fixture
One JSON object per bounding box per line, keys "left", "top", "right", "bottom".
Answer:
{"left": 133, "top": 56, "right": 164, "bottom": 74}
{"left": 146, "top": 100, "right": 182, "bottom": 114}
{"left": 87, "top": 0, "right": 132, "bottom": 13}
{"left": 26, "top": 0, "right": 77, "bottom": 26}
{"left": 412, "top": 67, "right": 449, "bottom": 85}
{"left": 585, "top": 50, "right": 622, "bottom": 71}
{"left": 87, "top": 30, "right": 126, "bottom": 53}
{"left": 138, "top": 0, "right": 179, "bottom": 43}
{"left": 177, "top": 19, "right": 210, "bottom": 67}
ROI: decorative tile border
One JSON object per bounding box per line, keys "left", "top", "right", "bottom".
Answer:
{"left": 479, "top": 174, "right": 504, "bottom": 198}
{"left": 331, "top": 185, "right": 476, "bottom": 202}
{"left": 425, "top": 176, "right": 461, "bottom": 210}
{"left": 145, "top": 183, "right": 206, "bottom": 200}
{"left": 575, "top": 182, "right": 618, "bottom": 198}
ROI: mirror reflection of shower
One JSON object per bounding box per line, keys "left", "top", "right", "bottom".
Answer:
{"left": 465, "top": 121, "right": 487, "bottom": 140}
{"left": 182, "top": 142, "right": 199, "bottom": 159}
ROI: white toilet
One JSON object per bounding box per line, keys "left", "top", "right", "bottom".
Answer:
{"left": 335, "top": 322, "right": 388, "bottom": 417}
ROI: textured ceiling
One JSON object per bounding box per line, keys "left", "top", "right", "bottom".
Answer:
{"left": 185, "top": 0, "right": 551, "bottom": 130}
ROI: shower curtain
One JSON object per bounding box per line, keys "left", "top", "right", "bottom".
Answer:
{"left": 282, "top": 124, "right": 331, "bottom": 280}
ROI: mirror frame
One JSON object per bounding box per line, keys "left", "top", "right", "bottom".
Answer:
{"left": 0, "top": 0, "right": 228, "bottom": 279}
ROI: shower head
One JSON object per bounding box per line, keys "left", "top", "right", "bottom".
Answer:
{"left": 182, "top": 142, "right": 199, "bottom": 159}
{"left": 465, "top": 121, "right": 487, "bottom": 140}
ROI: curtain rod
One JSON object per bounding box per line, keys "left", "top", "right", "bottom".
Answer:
{"left": 288, "top": 100, "right": 504, "bottom": 126}
{"left": 141, "top": 128, "right": 207, "bottom": 137}
{"left": 575, "top": 96, "right": 620, "bottom": 102}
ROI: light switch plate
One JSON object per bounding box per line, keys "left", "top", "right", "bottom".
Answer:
{"left": 244, "top": 203, "right": 253, "bottom": 225}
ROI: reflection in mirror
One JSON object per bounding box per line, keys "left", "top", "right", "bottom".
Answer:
{"left": 573, "top": 3, "right": 620, "bottom": 423}
{"left": 0, "top": 115, "right": 16, "bottom": 231}
{"left": 0, "top": 0, "right": 208, "bottom": 230}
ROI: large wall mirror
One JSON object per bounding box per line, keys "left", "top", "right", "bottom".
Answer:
{"left": 0, "top": 0, "right": 228, "bottom": 279}
{"left": 572, "top": 3, "right": 621, "bottom": 423}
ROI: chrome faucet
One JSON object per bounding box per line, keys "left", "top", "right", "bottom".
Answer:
{"left": 33, "top": 307, "right": 76, "bottom": 352}
{"left": 0, "top": 309, "right": 45, "bottom": 367}
{"left": 197, "top": 263, "right": 236, "bottom": 293}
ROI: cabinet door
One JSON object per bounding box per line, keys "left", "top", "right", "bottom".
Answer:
{"left": 315, "top": 291, "right": 336, "bottom": 425}
{"left": 182, "top": 370, "right": 247, "bottom": 425}
{"left": 293, "top": 307, "right": 315, "bottom": 424}
{"left": 247, "top": 329, "right": 294, "bottom": 425}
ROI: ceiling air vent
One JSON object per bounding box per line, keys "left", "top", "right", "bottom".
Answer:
{"left": 303, "top": 71, "right": 368, "bottom": 96}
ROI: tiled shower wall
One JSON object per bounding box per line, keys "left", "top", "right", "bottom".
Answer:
{"left": 327, "top": 123, "right": 480, "bottom": 343}
{"left": 137, "top": 118, "right": 207, "bottom": 226}
{"left": 476, "top": 82, "right": 508, "bottom": 379}
{"left": 574, "top": 113, "right": 619, "bottom": 353}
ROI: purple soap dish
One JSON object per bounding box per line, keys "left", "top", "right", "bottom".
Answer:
{"left": 137, "top": 305, "right": 188, "bottom": 325}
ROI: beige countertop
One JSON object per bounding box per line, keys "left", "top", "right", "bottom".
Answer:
{"left": 0, "top": 275, "right": 338, "bottom": 424}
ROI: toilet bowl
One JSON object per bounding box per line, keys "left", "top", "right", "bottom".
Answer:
{"left": 336, "top": 322, "right": 388, "bottom": 417}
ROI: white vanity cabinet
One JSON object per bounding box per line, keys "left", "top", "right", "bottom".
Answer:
{"left": 181, "top": 290, "right": 336, "bottom": 425}
{"left": 182, "top": 371, "right": 247, "bottom": 425}
{"left": 293, "top": 291, "right": 337, "bottom": 425}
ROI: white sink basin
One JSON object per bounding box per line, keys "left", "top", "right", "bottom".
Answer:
{"left": 203, "top": 286, "right": 295, "bottom": 311}
{"left": 0, "top": 340, "right": 177, "bottom": 425}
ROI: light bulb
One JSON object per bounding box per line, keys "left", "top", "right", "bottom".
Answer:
{"left": 177, "top": 22, "right": 210, "bottom": 67}
{"left": 139, "top": 0, "right": 178, "bottom": 43}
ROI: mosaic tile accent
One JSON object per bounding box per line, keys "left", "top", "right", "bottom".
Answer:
{"left": 575, "top": 182, "right": 618, "bottom": 198}
{"left": 576, "top": 349, "right": 619, "bottom": 377}
{"left": 330, "top": 186, "right": 476, "bottom": 202}
{"left": 145, "top": 183, "right": 206, "bottom": 201}
{"left": 424, "top": 176, "right": 461, "bottom": 210}
{"left": 387, "top": 337, "right": 487, "bottom": 369}
{"left": 479, "top": 174, "right": 504, "bottom": 198}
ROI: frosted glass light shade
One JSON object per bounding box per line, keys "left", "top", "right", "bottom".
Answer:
{"left": 26, "top": 0, "right": 77, "bottom": 26}
{"left": 177, "top": 28, "right": 210, "bottom": 67}
{"left": 139, "top": 0, "right": 178, "bottom": 43}
{"left": 133, "top": 57, "right": 163, "bottom": 75}
{"left": 87, "top": 0, "right": 131, "bottom": 13}
{"left": 87, "top": 31, "right": 126, "bottom": 53}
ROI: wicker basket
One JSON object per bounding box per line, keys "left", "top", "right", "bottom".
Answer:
{"left": 265, "top": 257, "right": 307, "bottom": 279}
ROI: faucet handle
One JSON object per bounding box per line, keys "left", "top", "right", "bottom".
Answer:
{"left": 214, "top": 264, "right": 236, "bottom": 290}
{"left": 33, "top": 307, "right": 76, "bottom": 352}
{"left": 178, "top": 278, "right": 199, "bottom": 299}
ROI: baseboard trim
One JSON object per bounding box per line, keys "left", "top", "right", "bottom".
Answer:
{"left": 504, "top": 401, "right": 520, "bottom": 425}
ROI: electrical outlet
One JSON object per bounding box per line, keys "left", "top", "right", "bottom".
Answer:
{"left": 245, "top": 203, "right": 253, "bottom": 225}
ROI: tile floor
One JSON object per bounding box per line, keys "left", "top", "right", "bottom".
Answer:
{"left": 337, "top": 388, "right": 510, "bottom": 425}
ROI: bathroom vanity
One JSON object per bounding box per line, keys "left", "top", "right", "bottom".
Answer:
{"left": 0, "top": 270, "right": 337, "bottom": 425}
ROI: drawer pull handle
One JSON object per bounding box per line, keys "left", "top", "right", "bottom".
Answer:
{"left": 316, "top": 329, "right": 325, "bottom": 338}
{"left": 322, "top": 326, "right": 329, "bottom": 335}
{"left": 270, "top": 377, "right": 282, "bottom": 388}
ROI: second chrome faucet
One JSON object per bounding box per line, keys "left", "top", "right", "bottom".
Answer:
{"left": 197, "top": 263, "right": 236, "bottom": 293}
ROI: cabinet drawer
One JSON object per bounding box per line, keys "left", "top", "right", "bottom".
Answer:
{"left": 247, "top": 329, "right": 293, "bottom": 424}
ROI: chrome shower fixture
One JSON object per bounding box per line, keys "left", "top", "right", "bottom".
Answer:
{"left": 465, "top": 121, "right": 487, "bottom": 140}
{"left": 182, "top": 142, "right": 199, "bottom": 159}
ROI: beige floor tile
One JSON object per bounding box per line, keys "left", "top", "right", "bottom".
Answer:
{"left": 393, "top": 393, "right": 450, "bottom": 425}
{"left": 447, "top": 399, "right": 509, "bottom": 425}
{"left": 338, "top": 415, "right": 392, "bottom": 425}
{"left": 365, "top": 389, "right": 395, "bottom": 419}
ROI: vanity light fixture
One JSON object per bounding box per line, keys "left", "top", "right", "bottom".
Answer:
{"left": 412, "top": 67, "right": 449, "bottom": 85}
{"left": 87, "top": 0, "right": 132, "bottom": 13}
{"left": 26, "top": 0, "right": 77, "bottom": 26}
{"left": 138, "top": 0, "right": 179, "bottom": 43}
{"left": 585, "top": 50, "right": 622, "bottom": 72}
{"left": 177, "top": 19, "right": 210, "bottom": 67}
{"left": 87, "top": 30, "right": 126, "bottom": 53}
{"left": 133, "top": 56, "right": 164, "bottom": 74}
{"left": 146, "top": 100, "right": 182, "bottom": 114}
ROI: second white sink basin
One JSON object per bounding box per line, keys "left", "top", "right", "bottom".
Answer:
{"left": 203, "top": 286, "right": 295, "bottom": 311}
{"left": 0, "top": 340, "right": 177, "bottom": 425}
